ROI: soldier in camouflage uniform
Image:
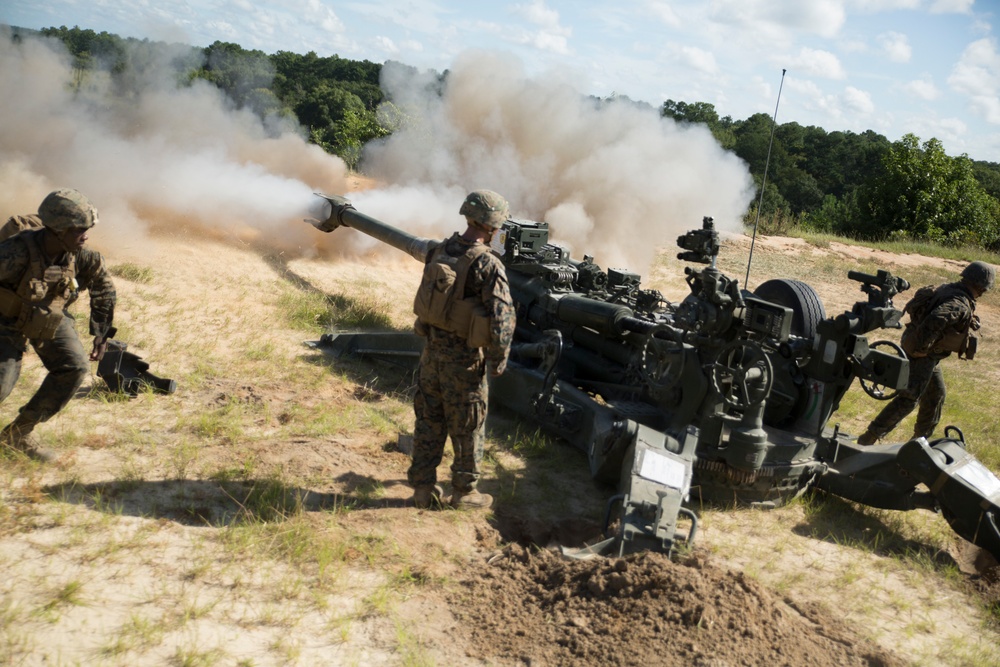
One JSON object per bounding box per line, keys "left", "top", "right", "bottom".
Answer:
{"left": 857, "top": 261, "right": 995, "bottom": 445}
{"left": 408, "top": 190, "right": 516, "bottom": 510}
{"left": 0, "top": 189, "right": 116, "bottom": 460}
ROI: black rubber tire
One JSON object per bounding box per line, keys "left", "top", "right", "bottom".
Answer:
{"left": 752, "top": 279, "right": 827, "bottom": 428}
{"left": 752, "top": 279, "right": 827, "bottom": 338}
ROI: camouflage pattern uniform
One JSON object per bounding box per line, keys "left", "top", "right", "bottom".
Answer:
{"left": 0, "top": 192, "right": 116, "bottom": 443}
{"left": 407, "top": 232, "right": 515, "bottom": 494}
{"left": 862, "top": 282, "right": 976, "bottom": 442}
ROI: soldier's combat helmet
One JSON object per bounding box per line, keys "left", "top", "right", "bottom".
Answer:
{"left": 960, "top": 261, "right": 996, "bottom": 293}
{"left": 459, "top": 190, "right": 509, "bottom": 229}
{"left": 38, "top": 188, "right": 98, "bottom": 233}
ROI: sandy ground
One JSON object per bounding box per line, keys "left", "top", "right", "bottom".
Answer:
{"left": 0, "top": 207, "right": 999, "bottom": 666}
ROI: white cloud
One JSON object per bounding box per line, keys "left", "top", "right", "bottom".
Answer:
{"left": 901, "top": 76, "right": 940, "bottom": 101}
{"left": 512, "top": 0, "right": 561, "bottom": 28}
{"left": 647, "top": 0, "right": 681, "bottom": 28}
{"left": 842, "top": 86, "right": 874, "bottom": 114}
{"left": 375, "top": 35, "right": 398, "bottom": 56}
{"left": 509, "top": 0, "right": 572, "bottom": 56}
{"left": 848, "top": 0, "right": 919, "bottom": 10}
{"left": 709, "top": 0, "right": 846, "bottom": 39}
{"left": 678, "top": 46, "right": 719, "bottom": 75}
{"left": 304, "top": 0, "right": 345, "bottom": 34}
{"left": 877, "top": 31, "right": 911, "bottom": 63}
{"left": 929, "top": 0, "right": 974, "bottom": 14}
{"left": 792, "top": 47, "right": 846, "bottom": 79}
{"left": 948, "top": 38, "right": 1000, "bottom": 124}
{"left": 786, "top": 78, "right": 873, "bottom": 122}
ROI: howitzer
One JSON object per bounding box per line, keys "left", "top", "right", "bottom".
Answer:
{"left": 307, "top": 194, "right": 1000, "bottom": 561}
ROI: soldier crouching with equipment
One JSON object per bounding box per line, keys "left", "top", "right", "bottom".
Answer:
{"left": 408, "top": 190, "right": 515, "bottom": 510}
{"left": 0, "top": 189, "right": 116, "bottom": 461}
{"left": 857, "top": 261, "right": 995, "bottom": 445}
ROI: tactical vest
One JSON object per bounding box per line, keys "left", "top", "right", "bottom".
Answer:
{"left": 900, "top": 283, "right": 976, "bottom": 358}
{"left": 0, "top": 229, "right": 78, "bottom": 340}
{"left": 413, "top": 240, "right": 492, "bottom": 348}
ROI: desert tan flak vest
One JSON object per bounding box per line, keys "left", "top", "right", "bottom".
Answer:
{"left": 0, "top": 228, "right": 78, "bottom": 340}
{"left": 413, "top": 241, "right": 492, "bottom": 348}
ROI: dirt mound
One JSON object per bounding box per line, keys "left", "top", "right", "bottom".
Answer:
{"left": 451, "top": 545, "right": 904, "bottom": 667}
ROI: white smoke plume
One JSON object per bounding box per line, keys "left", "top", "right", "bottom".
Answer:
{"left": 366, "top": 49, "right": 756, "bottom": 272}
{"left": 0, "top": 30, "right": 348, "bottom": 257}
{"left": 0, "top": 31, "right": 754, "bottom": 274}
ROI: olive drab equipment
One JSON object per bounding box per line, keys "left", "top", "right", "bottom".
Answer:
{"left": 310, "top": 195, "right": 1000, "bottom": 563}
{"left": 0, "top": 214, "right": 43, "bottom": 243}
{"left": 899, "top": 283, "right": 978, "bottom": 359}
{"left": 0, "top": 229, "right": 77, "bottom": 340}
{"left": 413, "top": 242, "right": 493, "bottom": 348}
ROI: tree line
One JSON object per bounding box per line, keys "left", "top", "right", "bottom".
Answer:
{"left": 29, "top": 25, "right": 1000, "bottom": 251}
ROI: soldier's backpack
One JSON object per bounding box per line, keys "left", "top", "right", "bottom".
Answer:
{"left": 900, "top": 283, "right": 978, "bottom": 359}
{"left": 903, "top": 284, "right": 939, "bottom": 323}
{"left": 0, "top": 214, "right": 43, "bottom": 243}
{"left": 413, "top": 242, "right": 492, "bottom": 348}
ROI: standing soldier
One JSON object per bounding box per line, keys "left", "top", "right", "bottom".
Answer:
{"left": 0, "top": 189, "right": 116, "bottom": 460}
{"left": 408, "top": 190, "right": 515, "bottom": 509}
{"left": 857, "top": 261, "right": 994, "bottom": 445}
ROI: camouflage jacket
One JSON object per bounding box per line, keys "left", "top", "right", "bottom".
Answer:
{"left": 0, "top": 229, "right": 116, "bottom": 339}
{"left": 426, "top": 233, "right": 515, "bottom": 373}
{"left": 907, "top": 282, "right": 976, "bottom": 359}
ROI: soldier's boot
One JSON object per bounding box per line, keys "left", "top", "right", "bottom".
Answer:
{"left": 856, "top": 430, "right": 879, "bottom": 446}
{"left": 0, "top": 418, "right": 55, "bottom": 462}
{"left": 411, "top": 485, "right": 444, "bottom": 509}
{"left": 450, "top": 489, "right": 493, "bottom": 510}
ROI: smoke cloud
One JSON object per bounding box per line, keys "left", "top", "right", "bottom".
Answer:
{"left": 367, "top": 50, "right": 755, "bottom": 272}
{"left": 0, "top": 30, "right": 348, "bottom": 257}
{"left": 0, "top": 31, "right": 754, "bottom": 274}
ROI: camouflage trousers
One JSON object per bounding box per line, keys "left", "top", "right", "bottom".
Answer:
{"left": 0, "top": 317, "right": 89, "bottom": 429}
{"left": 407, "top": 337, "right": 488, "bottom": 493}
{"left": 866, "top": 355, "right": 946, "bottom": 440}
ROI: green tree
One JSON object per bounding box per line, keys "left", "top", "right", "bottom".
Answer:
{"left": 859, "top": 134, "right": 1000, "bottom": 247}
{"left": 661, "top": 99, "right": 735, "bottom": 148}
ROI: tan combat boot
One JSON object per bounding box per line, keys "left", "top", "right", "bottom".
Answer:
{"left": 450, "top": 489, "right": 493, "bottom": 510}
{"left": 411, "top": 485, "right": 443, "bottom": 509}
{"left": 0, "top": 420, "right": 54, "bottom": 462}
{"left": 856, "top": 430, "right": 878, "bottom": 446}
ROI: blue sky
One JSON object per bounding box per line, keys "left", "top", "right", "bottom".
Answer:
{"left": 2, "top": 0, "right": 998, "bottom": 162}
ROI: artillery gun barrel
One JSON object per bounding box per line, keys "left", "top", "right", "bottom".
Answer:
{"left": 309, "top": 193, "right": 436, "bottom": 262}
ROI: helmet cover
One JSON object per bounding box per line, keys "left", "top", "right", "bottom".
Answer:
{"left": 459, "top": 190, "right": 509, "bottom": 229}
{"left": 38, "top": 188, "right": 98, "bottom": 232}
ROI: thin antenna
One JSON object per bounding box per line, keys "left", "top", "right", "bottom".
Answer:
{"left": 744, "top": 68, "right": 787, "bottom": 290}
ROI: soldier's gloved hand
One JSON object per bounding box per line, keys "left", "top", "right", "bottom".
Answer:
{"left": 489, "top": 360, "right": 507, "bottom": 377}
{"left": 90, "top": 336, "right": 108, "bottom": 362}
{"left": 971, "top": 314, "right": 981, "bottom": 331}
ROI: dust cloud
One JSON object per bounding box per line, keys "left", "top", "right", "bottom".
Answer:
{"left": 366, "top": 49, "right": 755, "bottom": 273}
{"left": 0, "top": 30, "right": 754, "bottom": 273}
{"left": 0, "top": 29, "right": 348, "bottom": 258}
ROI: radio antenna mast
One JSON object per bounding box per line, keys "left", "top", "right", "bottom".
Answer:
{"left": 744, "top": 68, "right": 787, "bottom": 290}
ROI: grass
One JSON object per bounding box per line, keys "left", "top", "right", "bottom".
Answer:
{"left": 109, "top": 262, "right": 155, "bottom": 284}
{"left": 277, "top": 287, "right": 395, "bottom": 331}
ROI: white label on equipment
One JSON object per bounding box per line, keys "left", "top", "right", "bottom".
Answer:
{"left": 638, "top": 449, "right": 687, "bottom": 490}
{"left": 955, "top": 460, "right": 1000, "bottom": 500}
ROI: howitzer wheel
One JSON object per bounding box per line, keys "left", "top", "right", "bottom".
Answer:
{"left": 752, "top": 279, "right": 826, "bottom": 426}
{"left": 860, "top": 340, "right": 905, "bottom": 400}
{"left": 639, "top": 325, "right": 685, "bottom": 391}
{"left": 710, "top": 340, "right": 773, "bottom": 410}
